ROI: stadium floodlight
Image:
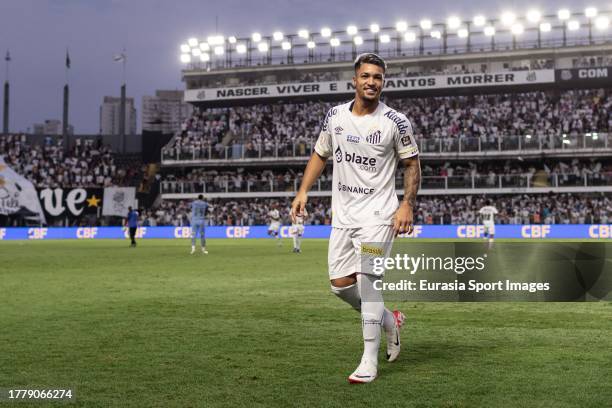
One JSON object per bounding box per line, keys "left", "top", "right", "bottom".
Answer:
{"left": 199, "top": 42, "right": 210, "bottom": 51}
{"left": 354, "top": 36, "right": 363, "bottom": 45}
{"left": 298, "top": 29, "right": 309, "bottom": 39}
{"left": 511, "top": 23, "right": 524, "bottom": 35}
{"left": 236, "top": 44, "right": 247, "bottom": 53}
{"left": 252, "top": 32, "right": 262, "bottom": 42}
{"left": 585, "top": 7, "right": 598, "bottom": 18}
{"left": 430, "top": 30, "right": 441, "bottom": 39}
{"left": 207, "top": 35, "right": 224, "bottom": 45}
{"left": 370, "top": 24, "right": 380, "bottom": 33}
{"left": 191, "top": 48, "right": 201, "bottom": 56}
{"left": 567, "top": 20, "right": 580, "bottom": 30}
{"left": 281, "top": 41, "right": 291, "bottom": 50}
{"left": 200, "top": 53, "right": 210, "bottom": 62}
{"left": 228, "top": 36, "right": 237, "bottom": 44}
{"left": 558, "top": 9, "right": 570, "bottom": 20}
{"left": 420, "top": 19, "right": 432, "bottom": 30}
{"left": 595, "top": 16, "right": 610, "bottom": 30}
{"left": 457, "top": 28, "right": 469, "bottom": 38}
{"left": 214, "top": 46, "right": 224, "bottom": 55}
{"left": 447, "top": 16, "right": 461, "bottom": 30}
{"left": 188, "top": 38, "right": 198, "bottom": 47}
{"left": 404, "top": 31, "right": 417, "bottom": 42}
{"left": 380, "top": 34, "right": 391, "bottom": 43}
{"left": 396, "top": 21, "right": 408, "bottom": 32}
{"left": 180, "top": 54, "right": 191, "bottom": 63}
{"left": 321, "top": 27, "right": 332, "bottom": 37}
{"left": 539, "top": 22, "right": 552, "bottom": 32}
{"left": 330, "top": 37, "right": 341, "bottom": 47}
{"left": 501, "top": 11, "right": 516, "bottom": 26}
{"left": 307, "top": 40, "right": 316, "bottom": 48}
{"left": 473, "top": 15, "right": 486, "bottom": 27}
{"left": 257, "top": 42, "right": 269, "bottom": 52}
{"left": 273, "top": 31, "right": 284, "bottom": 41}
{"left": 527, "top": 9, "right": 542, "bottom": 23}
{"left": 484, "top": 26, "right": 496, "bottom": 36}
{"left": 347, "top": 25, "right": 358, "bottom": 35}
{"left": 180, "top": 44, "right": 190, "bottom": 53}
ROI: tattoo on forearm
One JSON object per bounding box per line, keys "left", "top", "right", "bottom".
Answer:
{"left": 403, "top": 159, "right": 420, "bottom": 207}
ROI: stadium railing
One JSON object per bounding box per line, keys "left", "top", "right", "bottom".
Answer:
{"left": 161, "top": 133, "right": 610, "bottom": 163}
{"left": 160, "top": 172, "right": 612, "bottom": 195}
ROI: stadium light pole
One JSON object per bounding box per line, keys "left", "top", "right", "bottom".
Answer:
{"left": 585, "top": 7, "right": 598, "bottom": 44}
{"left": 558, "top": 9, "right": 570, "bottom": 46}
{"left": 3, "top": 50, "right": 9, "bottom": 134}
{"left": 395, "top": 21, "right": 407, "bottom": 57}
{"left": 466, "top": 22, "right": 472, "bottom": 52}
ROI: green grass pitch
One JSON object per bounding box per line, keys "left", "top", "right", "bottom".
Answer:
{"left": 1, "top": 239, "right": 611, "bottom": 407}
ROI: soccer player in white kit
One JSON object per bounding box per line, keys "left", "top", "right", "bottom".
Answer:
{"left": 267, "top": 203, "right": 282, "bottom": 245}
{"left": 291, "top": 53, "right": 421, "bottom": 383}
{"left": 479, "top": 200, "right": 498, "bottom": 249}
{"left": 290, "top": 208, "right": 307, "bottom": 253}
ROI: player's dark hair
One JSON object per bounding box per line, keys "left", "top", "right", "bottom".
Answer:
{"left": 198, "top": 194, "right": 203, "bottom": 200}
{"left": 354, "top": 53, "right": 387, "bottom": 73}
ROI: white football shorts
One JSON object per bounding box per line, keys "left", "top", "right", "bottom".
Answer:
{"left": 483, "top": 221, "right": 495, "bottom": 236}
{"left": 328, "top": 225, "right": 395, "bottom": 280}
{"left": 290, "top": 224, "right": 305, "bottom": 237}
{"left": 268, "top": 221, "right": 281, "bottom": 232}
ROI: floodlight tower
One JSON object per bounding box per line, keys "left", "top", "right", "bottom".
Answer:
{"left": 2, "top": 51, "right": 9, "bottom": 134}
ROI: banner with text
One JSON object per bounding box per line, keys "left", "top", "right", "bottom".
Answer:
{"left": 1, "top": 224, "right": 611, "bottom": 240}
{"left": 185, "top": 70, "right": 555, "bottom": 102}
{"left": 39, "top": 188, "right": 103, "bottom": 219}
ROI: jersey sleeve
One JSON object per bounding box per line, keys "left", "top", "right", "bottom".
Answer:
{"left": 314, "top": 109, "right": 334, "bottom": 158}
{"left": 393, "top": 114, "right": 419, "bottom": 159}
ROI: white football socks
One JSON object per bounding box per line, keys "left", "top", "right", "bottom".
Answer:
{"left": 358, "top": 274, "right": 384, "bottom": 364}
{"left": 331, "top": 283, "right": 361, "bottom": 311}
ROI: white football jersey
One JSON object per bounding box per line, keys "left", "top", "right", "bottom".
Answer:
{"left": 479, "top": 206, "right": 498, "bottom": 223}
{"left": 314, "top": 100, "right": 419, "bottom": 228}
{"left": 268, "top": 209, "right": 281, "bottom": 222}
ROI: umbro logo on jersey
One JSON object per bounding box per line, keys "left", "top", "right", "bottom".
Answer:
{"left": 334, "top": 126, "right": 343, "bottom": 135}
{"left": 366, "top": 130, "right": 381, "bottom": 144}
{"left": 346, "top": 135, "right": 360, "bottom": 144}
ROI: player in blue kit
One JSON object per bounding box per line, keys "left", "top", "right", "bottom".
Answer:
{"left": 125, "top": 206, "right": 139, "bottom": 247}
{"left": 191, "top": 194, "right": 209, "bottom": 254}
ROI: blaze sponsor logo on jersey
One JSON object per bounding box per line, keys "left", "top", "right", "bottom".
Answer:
{"left": 337, "top": 182, "right": 375, "bottom": 195}
{"left": 335, "top": 147, "right": 378, "bottom": 172}
{"left": 346, "top": 134, "right": 360, "bottom": 144}
{"left": 365, "top": 130, "right": 381, "bottom": 144}
{"left": 334, "top": 126, "right": 344, "bottom": 135}
{"left": 383, "top": 110, "right": 410, "bottom": 135}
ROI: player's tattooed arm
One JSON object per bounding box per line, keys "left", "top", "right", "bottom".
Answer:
{"left": 402, "top": 156, "right": 420, "bottom": 208}
{"left": 393, "top": 156, "right": 420, "bottom": 236}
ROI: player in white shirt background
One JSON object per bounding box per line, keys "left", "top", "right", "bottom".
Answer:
{"left": 479, "top": 200, "right": 499, "bottom": 249}
{"left": 267, "top": 202, "right": 282, "bottom": 245}
{"left": 291, "top": 53, "right": 421, "bottom": 384}
{"left": 290, "top": 208, "right": 307, "bottom": 253}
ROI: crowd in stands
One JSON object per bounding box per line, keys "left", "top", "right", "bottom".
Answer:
{"left": 142, "top": 193, "right": 611, "bottom": 227}
{"left": 0, "top": 134, "right": 141, "bottom": 188}
{"left": 572, "top": 55, "right": 612, "bottom": 68}
{"left": 160, "top": 159, "right": 611, "bottom": 193}
{"left": 164, "top": 88, "right": 612, "bottom": 158}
